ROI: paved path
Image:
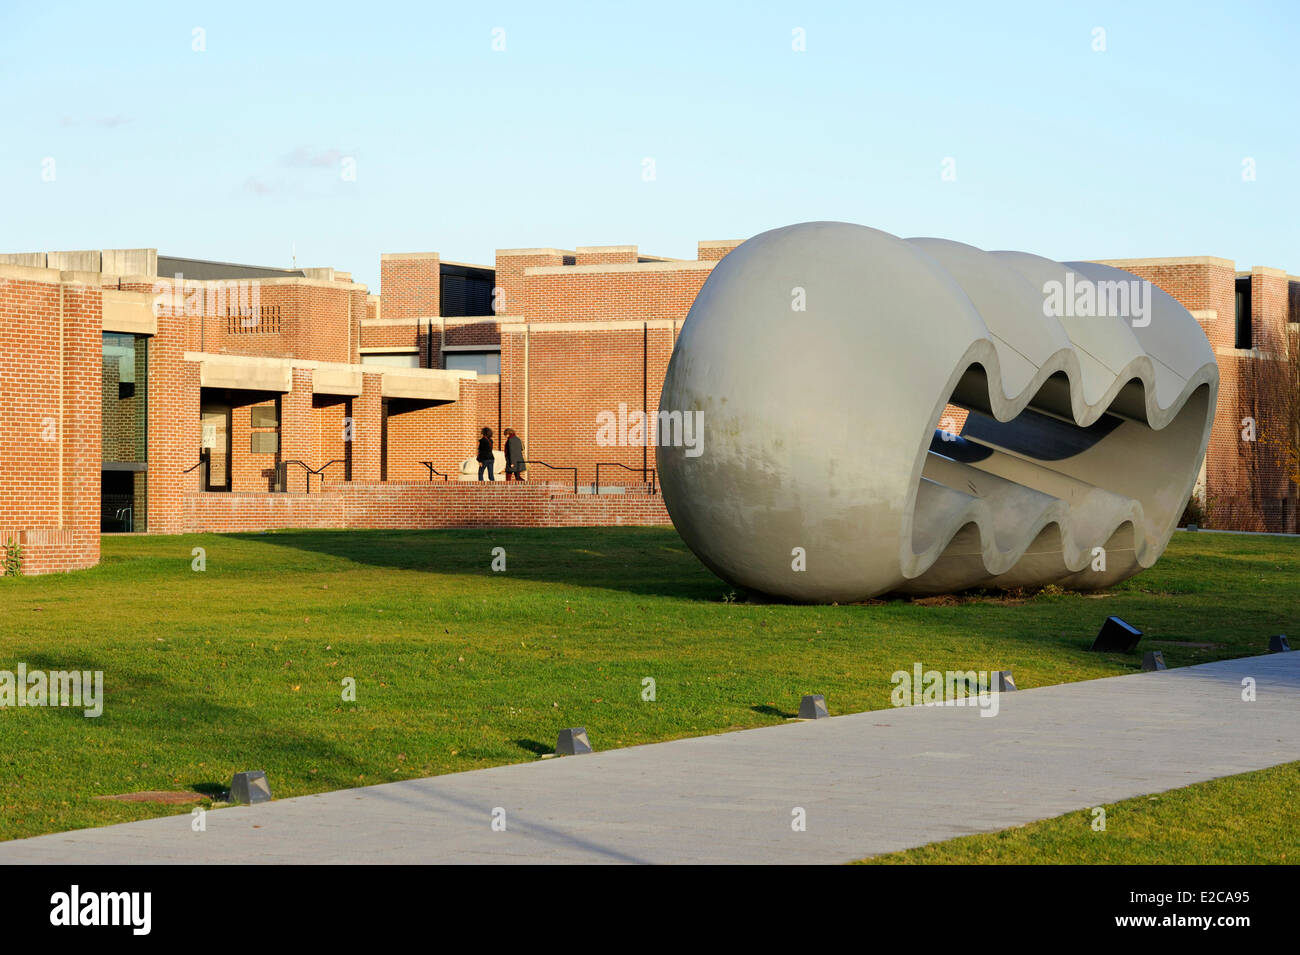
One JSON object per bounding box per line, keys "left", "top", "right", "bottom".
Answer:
{"left": 3, "top": 653, "right": 1297, "bottom": 864}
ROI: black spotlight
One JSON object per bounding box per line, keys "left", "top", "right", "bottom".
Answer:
{"left": 1090, "top": 616, "right": 1142, "bottom": 653}
{"left": 798, "top": 694, "right": 829, "bottom": 719}
{"left": 555, "top": 727, "right": 593, "bottom": 756}
{"left": 228, "top": 770, "right": 272, "bottom": 805}
{"left": 1269, "top": 634, "right": 1292, "bottom": 653}
{"left": 1142, "top": 651, "right": 1167, "bottom": 671}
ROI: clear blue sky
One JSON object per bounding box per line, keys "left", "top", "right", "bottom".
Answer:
{"left": 2, "top": 1, "right": 1296, "bottom": 289}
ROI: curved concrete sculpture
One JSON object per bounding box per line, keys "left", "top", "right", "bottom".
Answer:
{"left": 657, "top": 222, "right": 1218, "bottom": 601}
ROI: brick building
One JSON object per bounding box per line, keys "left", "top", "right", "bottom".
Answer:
{"left": 0, "top": 239, "right": 1294, "bottom": 575}
{"left": 1093, "top": 257, "right": 1300, "bottom": 532}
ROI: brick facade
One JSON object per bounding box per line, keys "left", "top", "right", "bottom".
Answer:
{"left": 1, "top": 239, "right": 1296, "bottom": 577}
{"left": 1095, "top": 257, "right": 1298, "bottom": 531}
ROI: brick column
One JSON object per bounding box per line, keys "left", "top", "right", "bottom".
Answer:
{"left": 281, "top": 368, "right": 314, "bottom": 492}
{"left": 352, "top": 372, "right": 384, "bottom": 480}
{"left": 64, "top": 283, "right": 102, "bottom": 567}
{"left": 147, "top": 289, "right": 199, "bottom": 534}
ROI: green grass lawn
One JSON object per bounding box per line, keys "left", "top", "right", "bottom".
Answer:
{"left": 859, "top": 760, "right": 1300, "bottom": 864}
{"left": 0, "top": 527, "right": 1295, "bottom": 844}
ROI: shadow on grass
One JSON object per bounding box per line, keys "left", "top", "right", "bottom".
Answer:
{"left": 512, "top": 738, "right": 553, "bottom": 757}
{"left": 18, "top": 651, "right": 367, "bottom": 800}
{"left": 237, "top": 526, "right": 729, "bottom": 601}
{"left": 751, "top": 704, "right": 796, "bottom": 719}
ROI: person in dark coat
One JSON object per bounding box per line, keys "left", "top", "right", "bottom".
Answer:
{"left": 504, "top": 427, "right": 526, "bottom": 481}
{"left": 476, "top": 427, "right": 495, "bottom": 482}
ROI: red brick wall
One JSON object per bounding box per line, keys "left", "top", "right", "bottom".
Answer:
{"left": 519, "top": 263, "right": 711, "bottom": 323}
{"left": 182, "top": 482, "right": 670, "bottom": 532}
{"left": 697, "top": 240, "right": 742, "bottom": 261}
{"left": 0, "top": 271, "right": 100, "bottom": 574}
{"left": 494, "top": 250, "right": 571, "bottom": 317}
{"left": 1102, "top": 259, "right": 1295, "bottom": 531}
{"left": 313, "top": 397, "right": 352, "bottom": 485}
{"left": 147, "top": 297, "right": 201, "bottom": 533}
{"left": 381, "top": 378, "right": 501, "bottom": 481}
{"left": 499, "top": 325, "right": 677, "bottom": 488}
{"left": 160, "top": 280, "right": 359, "bottom": 364}
{"left": 575, "top": 247, "right": 638, "bottom": 266}
{"left": 381, "top": 253, "right": 440, "bottom": 320}
{"left": 353, "top": 373, "right": 384, "bottom": 480}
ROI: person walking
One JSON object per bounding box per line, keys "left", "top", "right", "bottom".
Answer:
{"left": 504, "top": 427, "right": 526, "bottom": 482}
{"left": 476, "top": 427, "right": 495, "bottom": 482}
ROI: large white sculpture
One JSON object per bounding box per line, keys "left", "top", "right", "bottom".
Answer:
{"left": 656, "top": 222, "right": 1218, "bottom": 601}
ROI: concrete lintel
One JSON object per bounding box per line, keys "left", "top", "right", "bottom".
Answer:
{"left": 0, "top": 262, "right": 66, "bottom": 284}
{"left": 102, "top": 289, "right": 157, "bottom": 335}
{"left": 196, "top": 354, "right": 293, "bottom": 392}
{"left": 499, "top": 319, "right": 679, "bottom": 334}
{"left": 1092, "top": 255, "right": 1237, "bottom": 270}
{"left": 1215, "top": 346, "right": 1282, "bottom": 361}
{"left": 361, "top": 315, "right": 498, "bottom": 327}
{"left": 524, "top": 260, "right": 715, "bottom": 276}
{"left": 495, "top": 247, "right": 576, "bottom": 258}
{"left": 381, "top": 367, "right": 475, "bottom": 401}
{"left": 312, "top": 365, "right": 362, "bottom": 396}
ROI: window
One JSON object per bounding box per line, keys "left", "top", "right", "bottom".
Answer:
{"left": 1234, "top": 277, "right": 1252, "bottom": 350}
{"left": 443, "top": 350, "right": 501, "bottom": 375}
{"left": 102, "top": 333, "right": 147, "bottom": 460}
{"left": 1289, "top": 280, "right": 1299, "bottom": 325}
{"left": 199, "top": 404, "right": 232, "bottom": 492}
{"left": 360, "top": 351, "right": 420, "bottom": 368}
{"left": 102, "top": 332, "right": 148, "bottom": 532}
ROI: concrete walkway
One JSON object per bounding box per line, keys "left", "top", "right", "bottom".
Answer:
{"left": 3, "top": 653, "right": 1297, "bottom": 864}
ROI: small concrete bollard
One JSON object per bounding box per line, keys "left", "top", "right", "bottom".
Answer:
{"left": 228, "top": 771, "right": 272, "bottom": 805}
{"left": 991, "top": 671, "right": 1017, "bottom": 692}
{"left": 555, "top": 727, "right": 592, "bottom": 756}
{"left": 1269, "top": 634, "right": 1292, "bottom": 653}
{"left": 1142, "top": 651, "right": 1167, "bottom": 671}
{"left": 1090, "top": 616, "right": 1142, "bottom": 653}
{"left": 798, "top": 694, "right": 829, "bottom": 719}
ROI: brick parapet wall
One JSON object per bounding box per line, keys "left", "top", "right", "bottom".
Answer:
{"left": 181, "top": 483, "right": 670, "bottom": 533}
{"left": 380, "top": 253, "right": 440, "bottom": 321}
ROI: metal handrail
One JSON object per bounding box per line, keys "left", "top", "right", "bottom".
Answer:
{"left": 279, "top": 459, "right": 346, "bottom": 493}
{"left": 182, "top": 450, "right": 209, "bottom": 475}
{"left": 316, "top": 459, "right": 346, "bottom": 484}
{"left": 419, "top": 461, "right": 450, "bottom": 481}
{"left": 594, "top": 462, "right": 657, "bottom": 495}
{"left": 521, "top": 460, "right": 578, "bottom": 494}
{"left": 279, "top": 459, "right": 316, "bottom": 493}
